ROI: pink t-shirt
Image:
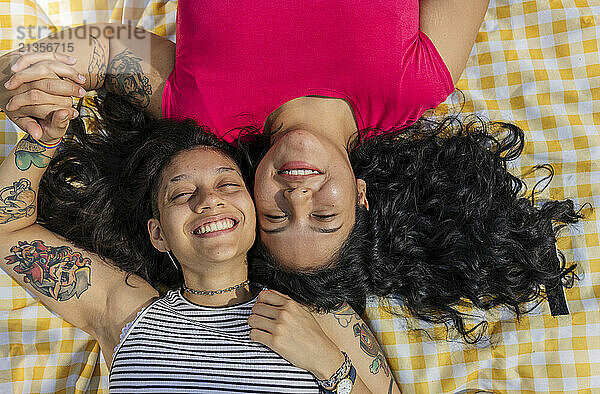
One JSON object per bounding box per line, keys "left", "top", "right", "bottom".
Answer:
{"left": 162, "top": 0, "right": 454, "bottom": 143}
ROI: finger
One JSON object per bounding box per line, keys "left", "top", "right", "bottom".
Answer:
{"left": 6, "top": 89, "right": 74, "bottom": 112}
{"left": 13, "top": 117, "right": 43, "bottom": 139}
{"left": 13, "top": 104, "right": 72, "bottom": 120}
{"left": 251, "top": 302, "right": 280, "bottom": 319}
{"left": 249, "top": 328, "right": 273, "bottom": 347}
{"left": 256, "top": 289, "right": 290, "bottom": 306}
{"left": 7, "top": 62, "right": 86, "bottom": 90}
{"left": 247, "top": 313, "right": 277, "bottom": 333}
{"left": 41, "top": 109, "right": 71, "bottom": 141}
{"left": 29, "top": 79, "right": 86, "bottom": 98}
{"left": 12, "top": 51, "right": 76, "bottom": 73}
{"left": 5, "top": 64, "right": 55, "bottom": 90}
{"left": 266, "top": 289, "right": 293, "bottom": 300}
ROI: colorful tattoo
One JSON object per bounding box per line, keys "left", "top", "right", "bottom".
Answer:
{"left": 0, "top": 178, "right": 36, "bottom": 224}
{"left": 105, "top": 49, "right": 152, "bottom": 108}
{"left": 5, "top": 240, "right": 91, "bottom": 301}
{"left": 88, "top": 35, "right": 107, "bottom": 90}
{"left": 14, "top": 135, "right": 52, "bottom": 171}
{"left": 353, "top": 322, "right": 390, "bottom": 376}
{"left": 331, "top": 302, "right": 361, "bottom": 328}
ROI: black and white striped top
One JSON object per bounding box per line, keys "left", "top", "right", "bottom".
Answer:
{"left": 110, "top": 290, "right": 320, "bottom": 393}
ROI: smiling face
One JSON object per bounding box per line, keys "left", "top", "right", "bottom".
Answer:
{"left": 147, "top": 148, "right": 256, "bottom": 269}
{"left": 254, "top": 129, "right": 367, "bottom": 271}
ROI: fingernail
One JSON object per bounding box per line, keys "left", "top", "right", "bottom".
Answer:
{"left": 78, "top": 74, "right": 86, "bottom": 83}
{"left": 78, "top": 87, "right": 86, "bottom": 97}
{"left": 4, "top": 80, "right": 11, "bottom": 88}
{"left": 67, "top": 56, "right": 77, "bottom": 62}
{"left": 10, "top": 63, "right": 18, "bottom": 72}
{"left": 72, "top": 109, "right": 79, "bottom": 118}
{"left": 5, "top": 100, "right": 12, "bottom": 111}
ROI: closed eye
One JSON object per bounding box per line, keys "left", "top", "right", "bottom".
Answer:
{"left": 312, "top": 214, "right": 336, "bottom": 221}
{"left": 172, "top": 192, "right": 193, "bottom": 201}
{"left": 265, "top": 213, "right": 287, "bottom": 220}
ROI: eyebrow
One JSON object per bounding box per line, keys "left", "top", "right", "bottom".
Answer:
{"left": 261, "top": 225, "right": 343, "bottom": 234}
{"left": 167, "top": 167, "right": 239, "bottom": 184}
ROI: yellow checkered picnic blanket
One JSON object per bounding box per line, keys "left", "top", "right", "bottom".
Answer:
{"left": 0, "top": 0, "right": 598, "bottom": 392}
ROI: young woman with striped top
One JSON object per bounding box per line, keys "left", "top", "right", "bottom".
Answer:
{"left": 0, "top": 94, "right": 399, "bottom": 392}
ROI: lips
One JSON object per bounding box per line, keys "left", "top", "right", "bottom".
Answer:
{"left": 277, "top": 162, "right": 324, "bottom": 180}
{"left": 191, "top": 214, "right": 239, "bottom": 238}
{"left": 278, "top": 161, "right": 323, "bottom": 173}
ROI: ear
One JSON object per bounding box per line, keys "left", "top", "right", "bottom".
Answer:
{"left": 148, "top": 218, "right": 170, "bottom": 252}
{"left": 356, "top": 179, "right": 369, "bottom": 211}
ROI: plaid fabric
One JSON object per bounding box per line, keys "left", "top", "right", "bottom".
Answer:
{"left": 363, "top": 1, "right": 600, "bottom": 393}
{"left": 0, "top": 0, "right": 598, "bottom": 392}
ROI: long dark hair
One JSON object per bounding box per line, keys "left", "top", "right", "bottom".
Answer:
{"left": 248, "top": 116, "right": 582, "bottom": 341}
{"left": 38, "top": 93, "right": 252, "bottom": 287}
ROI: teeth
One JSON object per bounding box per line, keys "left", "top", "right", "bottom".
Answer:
{"left": 281, "top": 169, "right": 320, "bottom": 176}
{"left": 195, "top": 218, "right": 235, "bottom": 235}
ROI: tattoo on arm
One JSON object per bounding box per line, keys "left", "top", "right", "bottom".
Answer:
{"left": 0, "top": 179, "right": 36, "bottom": 223}
{"left": 331, "top": 302, "right": 362, "bottom": 328}
{"left": 14, "top": 135, "right": 52, "bottom": 171}
{"left": 5, "top": 240, "right": 91, "bottom": 301}
{"left": 353, "top": 322, "right": 391, "bottom": 376}
{"left": 88, "top": 35, "right": 107, "bottom": 90}
{"left": 105, "top": 49, "right": 152, "bottom": 108}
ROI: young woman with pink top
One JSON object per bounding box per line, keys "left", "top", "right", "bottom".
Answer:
{"left": 0, "top": 0, "right": 580, "bottom": 342}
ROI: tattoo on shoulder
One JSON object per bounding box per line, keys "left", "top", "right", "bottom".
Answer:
{"left": 88, "top": 35, "right": 107, "bottom": 90}
{"left": 5, "top": 240, "right": 91, "bottom": 301}
{"left": 353, "top": 322, "right": 390, "bottom": 377}
{"left": 331, "top": 302, "right": 362, "bottom": 328}
{"left": 14, "top": 135, "right": 52, "bottom": 171}
{"left": 0, "top": 178, "right": 36, "bottom": 224}
{"left": 105, "top": 49, "right": 152, "bottom": 108}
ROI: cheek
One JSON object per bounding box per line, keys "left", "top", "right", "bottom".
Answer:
{"left": 252, "top": 176, "right": 277, "bottom": 208}
{"left": 158, "top": 209, "right": 185, "bottom": 239}
{"left": 322, "top": 182, "right": 350, "bottom": 203}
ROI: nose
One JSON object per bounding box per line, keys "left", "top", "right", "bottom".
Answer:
{"left": 283, "top": 187, "right": 313, "bottom": 216}
{"left": 191, "top": 192, "right": 225, "bottom": 212}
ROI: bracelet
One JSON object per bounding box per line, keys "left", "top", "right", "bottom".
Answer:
{"left": 33, "top": 137, "right": 62, "bottom": 150}
{"left": 320, "top": 364, "right": 356, "bottom": 394}
{"left": 316, "top": 351, "right": 352, "bottom": 390}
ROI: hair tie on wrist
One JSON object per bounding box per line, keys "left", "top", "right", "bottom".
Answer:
{"left": 34, "top": 137, "right": 63, "bottom": 149}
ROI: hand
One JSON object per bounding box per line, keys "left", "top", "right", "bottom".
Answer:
{"left": 36, "top": 108, "right": 74, "bottom": 145}
{"left": 2, "top": 51, "right": 86, "bottom": 139}
{"left": 248, "top": 290, "right": 345, "bottom": 380}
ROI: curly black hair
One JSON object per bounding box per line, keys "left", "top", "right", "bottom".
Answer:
{"left": 37, "top": 93, "right": 253, "bottom": 287}
{"left": 249, "top": 116, "right": 582, "bottom": 342}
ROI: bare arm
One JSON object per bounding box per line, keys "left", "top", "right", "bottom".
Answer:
{"left": 0, "top": 115, "right": 158, "bottom": 363}
{"left": 419, "top": 0, "right": 490, "bottom": 82}
{"left": 248, "top": 290, "right": 398, "bottom": 393}
{"left": 315, "top": 304, "right": 401, "bottom": 393}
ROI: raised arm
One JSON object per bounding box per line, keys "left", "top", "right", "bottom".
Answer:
{"left": 419, "top": 0, "right": 490, "bottom": 82}
{"left": 0, "top": 116, "right": 157, "bottom": 363}
{"left": 0, "top": 22, "right": 174, "bottom": 135}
